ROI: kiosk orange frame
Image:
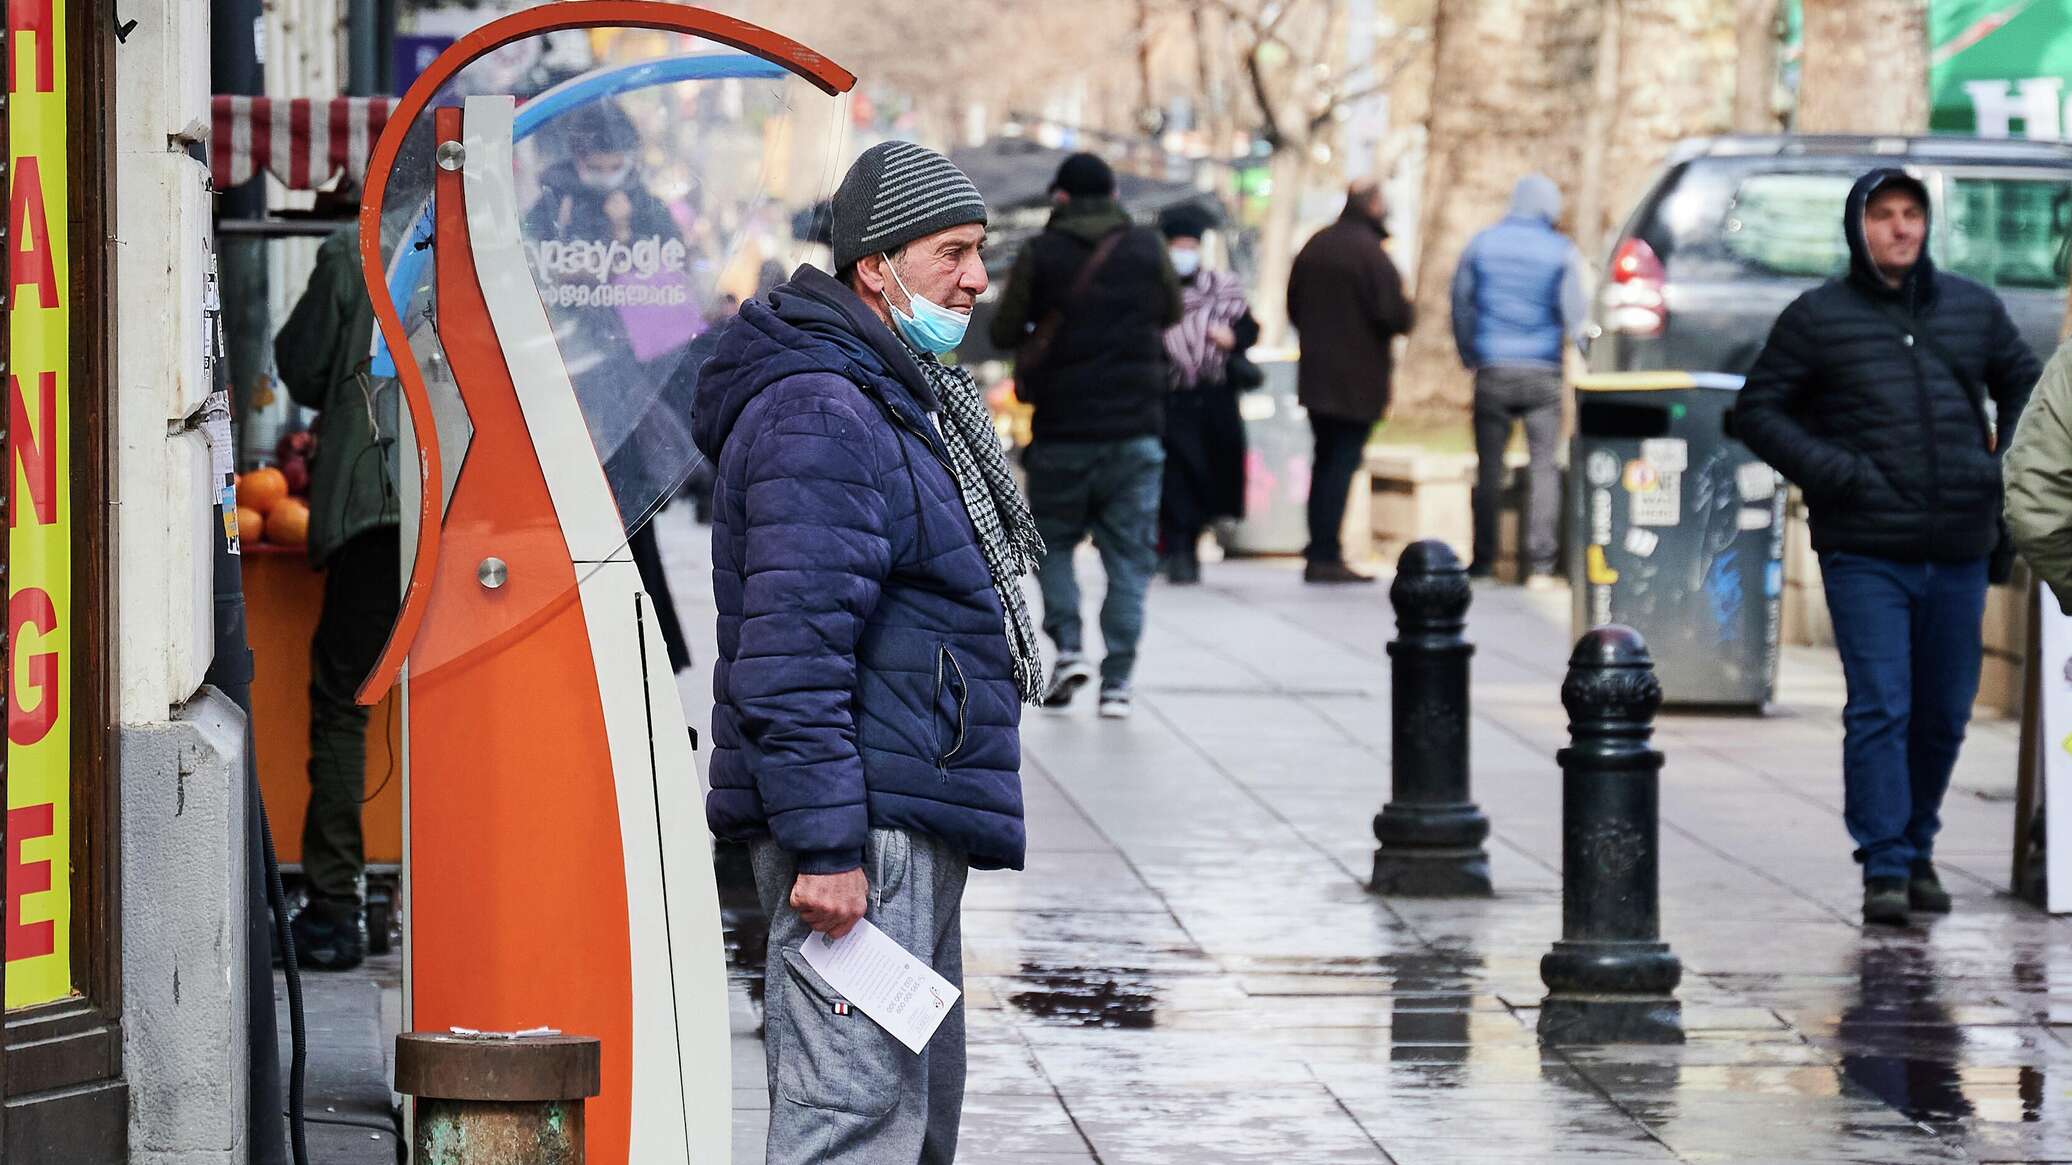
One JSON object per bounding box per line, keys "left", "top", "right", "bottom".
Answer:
{"left": 353, "top": 7, "right": 855, "bottom": 1162}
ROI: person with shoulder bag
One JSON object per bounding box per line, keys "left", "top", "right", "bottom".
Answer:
{"left": 1737, "top": 169, "right": 2040, "bottom": 927}
{"left": 989, "top": 153, "right": 1183, "bottom": 719}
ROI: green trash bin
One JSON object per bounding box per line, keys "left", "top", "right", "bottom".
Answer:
{"left": 1568, "top": 372, "right": 1785, "bottom": 708}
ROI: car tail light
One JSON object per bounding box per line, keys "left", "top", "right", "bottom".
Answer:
{"left": 1604, "top": 238, "right": 1667, "bottom": 337}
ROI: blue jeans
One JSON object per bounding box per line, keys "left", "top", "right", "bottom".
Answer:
{"left": 1024, "top": 436, "right": 1165, "bottom": 687}
{"left": 1819, "top": 553, "right": 1988, "bottom": 881}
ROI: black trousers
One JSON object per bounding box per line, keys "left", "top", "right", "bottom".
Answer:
{"left": 1306, "top": 412, "right": 1372, "bottom": 564}
{"left": 303, "top": 527, "right": 401, "bottom": 905}
{"left": 629, "top": 521, "right": 692, "bottom": 672}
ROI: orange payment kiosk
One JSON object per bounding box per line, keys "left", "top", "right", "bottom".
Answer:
{"left": 354, "top": 7, "right": 854, "bottom": 1162}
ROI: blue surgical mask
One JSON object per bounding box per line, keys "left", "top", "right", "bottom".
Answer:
{"left": 884, "top": 254, "right": 971, "bottom": 355}
{"left": 1170, "top": 248, "right": 1201, "bottom": 278}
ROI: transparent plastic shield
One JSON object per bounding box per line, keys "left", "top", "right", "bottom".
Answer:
{"left": 367, "top": 25, "right": 849, "bottom": 684}
{"left": 516, "top": 37, "right": 849, "bottom": 542}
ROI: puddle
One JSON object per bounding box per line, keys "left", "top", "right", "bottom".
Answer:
{"left": 1836, "top": 945, "right": 2050, "bottom": 1127}
{"left": 1008, "top": 965, "right": 1159, "bottom": 1028}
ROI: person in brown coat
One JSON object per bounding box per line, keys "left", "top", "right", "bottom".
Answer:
{"left": 1286, "top": 179, "right": 1415, "bottom": 583}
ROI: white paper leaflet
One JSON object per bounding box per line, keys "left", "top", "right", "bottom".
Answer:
{"left": 802, "top": 919, "right": 962, "bottom": 1053}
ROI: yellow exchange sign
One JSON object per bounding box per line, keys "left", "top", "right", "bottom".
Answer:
{"left": 7, "top": 0, "right": 72, "bottom": 1010}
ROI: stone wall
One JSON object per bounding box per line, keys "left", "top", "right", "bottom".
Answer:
{"left": 122, "top": 688, "right": 250, "bottom": 1165}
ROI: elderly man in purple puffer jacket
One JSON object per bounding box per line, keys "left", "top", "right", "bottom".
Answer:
{"left": 691, "top": 141, "right": 1041, "bottom": 1165}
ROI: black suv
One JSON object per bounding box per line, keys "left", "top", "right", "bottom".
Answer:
{"left": 1590, "top": 134, "right": 2072, "bottom": 374}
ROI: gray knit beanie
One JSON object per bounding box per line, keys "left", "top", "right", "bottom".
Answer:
{"left": 830, "top": 141, "right": 988, "bottom": 271}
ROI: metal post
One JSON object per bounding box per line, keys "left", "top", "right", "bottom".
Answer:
{"left": 1538, "top": 626, "right": 1684, "bottom": 1045}
{"left": 396, "top": 1033, "right": 602, "bottom": 1164}
{"left": 1371, "top": 540, "right": 1493, "bottom": 897}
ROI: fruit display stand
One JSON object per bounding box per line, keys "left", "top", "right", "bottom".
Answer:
{"left": 240, "top": 543, "right": 405, "bottom": 936}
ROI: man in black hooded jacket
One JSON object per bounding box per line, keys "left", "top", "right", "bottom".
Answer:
{"left": 1738, "top": 168, "right": 2040, "bottom": 927}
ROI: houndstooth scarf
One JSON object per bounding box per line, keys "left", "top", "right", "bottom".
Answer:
{"left": 910, "top": 351, "right": 1048, "bottom": 703}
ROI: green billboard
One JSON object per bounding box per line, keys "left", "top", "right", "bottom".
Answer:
{"left": 1931, "top": 0, "right": 2072, "bottom": 136}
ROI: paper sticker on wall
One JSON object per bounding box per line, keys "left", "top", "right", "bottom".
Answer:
{"left": 1631, "top": 471, "right": 1681, "bottom": 527}
{"left": 1641, "top": 437, "right": 1688, "bottom": 474}
{"left": 1587, "top": 544, "right": 1620, "bottom": 585}
{"left": 1586, "top": 450, "right": 1621, "bottom": 487}
{"left": 1736, "top": 462, "right": 1779, "bottom": 502}
{"left": 1624, "top": 527, "right": 1660, "bottom": 558}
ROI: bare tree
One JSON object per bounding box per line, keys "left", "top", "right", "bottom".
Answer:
{"left": 1394, "top": 0, "right": 1735, "bottom": 422}
{"left": 1798, "top": 0, "right": 1928, "bottom": 133}
{"left": 1591, "top": 0, "right": 1736, "bottom": 257}
{"left": 1393, "top": 0, "right": 1603, "bottom": 422}
{"left": 713, "top": 0, "right": 1140, "bottom": 144}
{"left": 1165, "top": 0, "right": 1421, "bottom": 337}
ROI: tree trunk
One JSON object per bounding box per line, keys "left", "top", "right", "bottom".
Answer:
{"left": 1596, "top": 0, "right": 1735, "bottom": 255}
{"left": 1395, "top": 0, "right": 1603, "bottom": 422}
{"left": 1733, "top": 0, "right": 1782, "bottom": 132}
{"left": 1571, "top": 0, "right": 1626, "bottom": 268}
{"left": 1798, "top": 0, "right": 1928, "bottom": 133}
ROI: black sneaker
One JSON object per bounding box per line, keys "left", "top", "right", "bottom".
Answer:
{"left": 1862, "top": 877, "right": 1910, "bottom": 927}
{"left": 291, "top": 898, "right": 365, "bottom": 972}
{"left": 1042, "top": 654, "right": 1095, "bottom": 709}
{"left": 1909, "top": 860, "right": 1953, "bottom": 914}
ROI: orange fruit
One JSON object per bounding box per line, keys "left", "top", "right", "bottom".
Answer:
{"left": 235, "top": 505, "right": 264, "bottom": 544}
{"left": 237, "top": 465, "right": 289, "bottom": 514}
{"left": 267, "top": 497, "right": 311, "bottom": 547}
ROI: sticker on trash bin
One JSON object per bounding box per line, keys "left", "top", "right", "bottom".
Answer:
{"left": 1736, "top": 463, "right": 1779, "bottom": 502}
{"left": 1641, "top": 437, "right": 1688, "bottom": 474}
{"left": 1624, "top": 527, "right": 1660, "bottom": 558}
{"left": 1630, "top": 471, "right": 1681, "bottom": 527}
{"left": 1622, "top": 460, "right": 1660, "bottom": 493}
{"left": 1586, "top": 450, "right": 1621, "bottom": 487}
{"left": 1591, "top": 489, "right": 1613, "bottom": 544}
{"left": 1737, "top": 508, "right": 1773, "bottom": 531}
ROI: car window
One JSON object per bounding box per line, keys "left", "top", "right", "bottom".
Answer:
{"left": 1940, "top": 176, "right": 2072, "bottom": 290}
{"left": 1720, "top": 173, "right": 1855, "bottom": 278}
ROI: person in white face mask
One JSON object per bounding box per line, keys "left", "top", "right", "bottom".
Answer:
{"left": 1157, "top": 203, "right": 1258, "bottom": 585}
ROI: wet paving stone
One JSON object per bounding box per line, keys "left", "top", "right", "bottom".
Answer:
{"left": 648, "top": 528, "right": 2072, "bottom": 1162}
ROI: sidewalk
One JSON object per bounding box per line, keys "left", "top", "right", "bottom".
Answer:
{"left": 652, "top": 509, "right": 2072, "bottom": 1165}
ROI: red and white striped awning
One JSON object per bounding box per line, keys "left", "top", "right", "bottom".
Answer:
{"left": 211, "top": 96, "right": 398, "bottom": 191}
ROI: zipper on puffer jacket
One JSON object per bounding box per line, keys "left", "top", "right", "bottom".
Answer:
{"left": 935, "top": 645, "right": 970, "bottom": 769}
{"left": 870, "top": 387, "right": 956, "bottom": 563}
{"left": 1901, "top": 317, "right": 1942, "bottom": 543}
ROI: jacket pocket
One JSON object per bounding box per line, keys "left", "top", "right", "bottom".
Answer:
{"left": 776, "top": 948, "right": 901, "bottom": 1116}
{"left": 934, "top": 645, "right": 970, "bottom": 768}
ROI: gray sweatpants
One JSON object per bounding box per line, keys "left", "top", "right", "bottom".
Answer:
{"left": 752, "top": 829, "right": 969, "bottom": 1165}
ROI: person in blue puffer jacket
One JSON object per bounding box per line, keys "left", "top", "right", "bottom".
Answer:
{"left": 692, "top": 141, "right": 1043, "bottom": 1164}
{"left": 1451, "top": 173, "right": 1589, "bottom": 585}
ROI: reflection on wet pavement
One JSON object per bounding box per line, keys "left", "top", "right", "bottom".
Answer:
{"left": 658, "top": 524, "right": 2072, "bottom": 1164}
{"left": 1007, "top": 965, "right": 1161, "bottom": 1029}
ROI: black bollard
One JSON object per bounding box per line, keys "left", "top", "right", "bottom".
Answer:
{"left": 1371, "top": 540, "right": 1493, "bottom": 897}
{"left": 1538, "top": 625, "right": 1684, "bottom": 1045}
